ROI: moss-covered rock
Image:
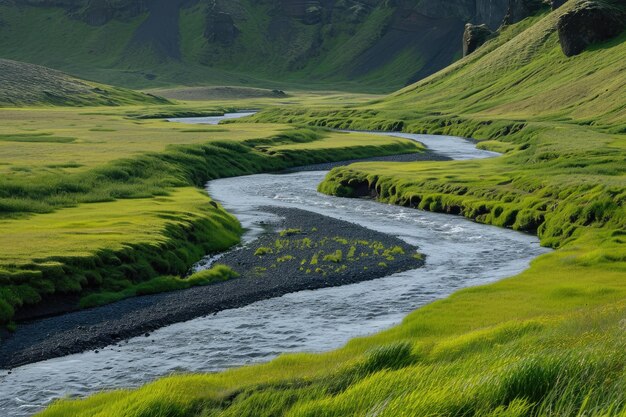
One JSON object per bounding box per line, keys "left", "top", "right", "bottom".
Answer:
{"left": 463, "top": 23, "right": 494, "bottom": 56}
{"left": 557, "top": 0, "right": 626, "bottom": 56}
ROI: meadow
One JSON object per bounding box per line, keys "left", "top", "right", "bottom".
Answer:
{"left": 0, "top": 102, "right": 423, "bottom": 325}
{"left": 36, "top": 3, "right": 626, "bottom": 416}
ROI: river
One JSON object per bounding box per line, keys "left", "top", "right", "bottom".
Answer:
{"left": 0, "top": 113, "right": 549, "bottom": 416}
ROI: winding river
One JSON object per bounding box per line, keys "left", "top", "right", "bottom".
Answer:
{"left": 0, "top": 113, "right": 549, "bottom": 416}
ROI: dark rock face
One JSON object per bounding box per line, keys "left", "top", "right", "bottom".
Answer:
{"left": 557, "top": 0, "right": 626, "bottom": 56}
{"left": 463, "top": 23, "right": 494, "bottom": 56}
{"left": 475, "top": 0, "right": 512, "bottom": 29}
{"left": 86, "top": 0, "right": 149, "bottom": 26}
{"left": 303, "top": 5, "right": 323, "bottom": 24}
{"left": 125, "top": 0, "right": 191, "bottom": 61}
{"left": 20, "top": 0, "right": 148, "bottom": 25}
{"left": 205, "top": 11, "right": 239, "bottom": 44}
{"left": 551, "top": 0, "right": 569, "bottom": 9}
{"left": 502, "top": 0, "right": 547, "bottom": 25}
{"left": 279, "top": 0, "right": 326, "bottom": 23}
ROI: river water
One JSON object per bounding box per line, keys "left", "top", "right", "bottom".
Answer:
{"left": 0, "top": 113, "right": 549, "bottom": 416}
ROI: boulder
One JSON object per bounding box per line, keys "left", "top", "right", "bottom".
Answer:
{"left": 557, "top": 0, "right": 626, "bottom": 56}
{"left": 463, "top": 23, "right": 494, "bottom": 56}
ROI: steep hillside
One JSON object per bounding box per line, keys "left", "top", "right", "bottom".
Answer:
{"left": 0, "top": 58, "right": 167, "bottom": 106}
{"left": 259, "top": 0, "right": 626, "bottom": 128}
{"left": 0, "top": 0, "right": 540, "bottom": 91}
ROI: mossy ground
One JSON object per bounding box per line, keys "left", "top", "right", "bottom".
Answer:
{"left": 36, "top": 3, "right": 626, "bottom": 416}
{"left": 225, "top": 213, "right": 424, "bottom": 280}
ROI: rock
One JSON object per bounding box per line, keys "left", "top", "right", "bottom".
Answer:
{"left": 503, "top": 0, "right": 547, "bottom": 25}
{"left": 346, "top": 4, "right": 369, "bottom": 23}
{"left": 475, "top": 0, "right": 511, "bottom": 29}
{"left": 81, "top": 0, "right": 114, "bottom": 26}
{"left": 463, "top": 23, "right": 494, "bottom": 56}
{"left": 205, "top": 11, "right": 239, "bottom": 45}
{"left": 551, "top": 0, "right": 569, "bottom": 9}
{"left": 557, "top": 0, "right": 626, "bottom": 56}
{"left": 78, "top": 0, "right": 147, "bottom": 26}
{"left": 304, "top": 5, "right": 323, "bottom": 24}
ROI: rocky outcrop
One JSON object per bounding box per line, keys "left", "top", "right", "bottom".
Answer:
{"left": 79, "top": 0, "right": 147, "bottom": 26}
{"left": 18, "top": 0, "right": 148, "bottom": 25}
{"left": 205, "top": 11, "right": 239, "bottom": 44}
{"left": 502, "top": 0, "right": 547, "bottom": 25}
{"left": 278, "top": 0, "right": 327, "bottom": 24}
{"left": 551, "top": 0, "right": 569, "bottom": 9}
{"left": 475, "top": 0, "right": 512, "bottom": 29}
{"left": 557, "top": 0, "right": 626, "bottom": 56}
{"left": 463, "top": 23, "right": 494, "bottom": 56}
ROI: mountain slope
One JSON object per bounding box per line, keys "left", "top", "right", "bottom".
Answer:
{"left": 0, "top": 58, "right": 167, "bottom": 106}
{"left": 0, "top": 0, "right": 529, "bottom": 91}
{"left": 260, "top": 0, "right": 625, "bottom": 129}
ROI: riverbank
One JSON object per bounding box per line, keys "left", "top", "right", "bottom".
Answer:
{"left": 0, "top": 109, "right": 426, "bottom": 326}
{"left": 0, "top": 207, "right": 424, "bottom": 369}
{"left": 282, "top": 149, "right": 449, "bottom": 172}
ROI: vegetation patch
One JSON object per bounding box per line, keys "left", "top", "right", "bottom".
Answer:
{"left": 0, "top": 188, "right": 242, "bottom": 324}
{"left": 0, "top": 133, "right": 76, "bottom": 143}
{"left": 79, "top": 265, "right": 238, "bottom": 308}
{"left": 218, "top": 207, "right": 425, "bottom": 282}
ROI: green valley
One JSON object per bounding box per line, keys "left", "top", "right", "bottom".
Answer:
{"left": 0, "top": 0, "right": 624, "bottom": 416}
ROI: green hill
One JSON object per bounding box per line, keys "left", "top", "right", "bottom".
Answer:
{"left": 36, "top": 1, "right": 626, "bottom": 417}
{"left": 0, "top": 58, "right": 167, "bottom": 106}
{"left": 0, "top": 0, "right": 528, "bottom": 92}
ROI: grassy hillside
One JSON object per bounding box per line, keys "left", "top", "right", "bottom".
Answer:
{"left": 38, "top": 2, "right": 626, "bottom": 416}
{"left": 0, "top": 0, "right": 513, "bottom": 92}
{"left": 0, "top": 58, "right": 166, "bottom": 107}
{"left": 0, "top": 105, "right": 423, "bottom": 324}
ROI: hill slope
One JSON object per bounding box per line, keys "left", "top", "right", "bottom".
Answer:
{"left": 35, "top": 1, "right": 626, "bottom": 417}
{"left": 0, "top": 58, "right": 167, "bottom": 106}
{"left": 259, "top": 0, "right": 625, "bottom": 127}
{"left": 0, "top": 0, "right": 533, "bottom": 91}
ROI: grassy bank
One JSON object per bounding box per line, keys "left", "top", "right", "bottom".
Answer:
{"left": 35, "top": 118, "right": 626, "bottom": 417}
{"left": 0, "top": 106, "right": 423, "bottom": 325}
{"left": 37, "top": 2, "right": 626, "bottom": 415}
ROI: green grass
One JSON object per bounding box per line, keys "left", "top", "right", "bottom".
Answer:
{"left": 0, "top": 58, "right": 167, "bottom": 107}
{"left": 0, "top": 187, "right": 242, "bottom": 322}
{"left": 0, "top": 104, "right": 422, "bottom": 324}
{"left": 36, "top": 3, "right": 626, "bottom": 416}
{"left": 250, "top": 234, "right": 420, "bottom": 277}
{"left": 80, "top": 264, "right": 239, "bottom": 308}
{"left": 0, "top": 1, "right": 453, "bottom": 92}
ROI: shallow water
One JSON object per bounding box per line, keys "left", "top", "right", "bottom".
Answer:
{"left": 165, "top": 111, "right": 257, "bottom": 125}
{"left": 0, "top": 118, "right": 549, "bottom": 416}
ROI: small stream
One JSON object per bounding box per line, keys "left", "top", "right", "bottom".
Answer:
{"left": 0, "top": 113, "right": 549, "bottom": 416}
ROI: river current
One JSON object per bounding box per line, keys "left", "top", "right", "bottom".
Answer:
{"left": 0, "top": 113, "right": 549, "bottom": 416}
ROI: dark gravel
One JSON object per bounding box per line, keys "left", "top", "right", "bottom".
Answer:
{"left": 0, "top": 208, "right": 424, "bottom": 369}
